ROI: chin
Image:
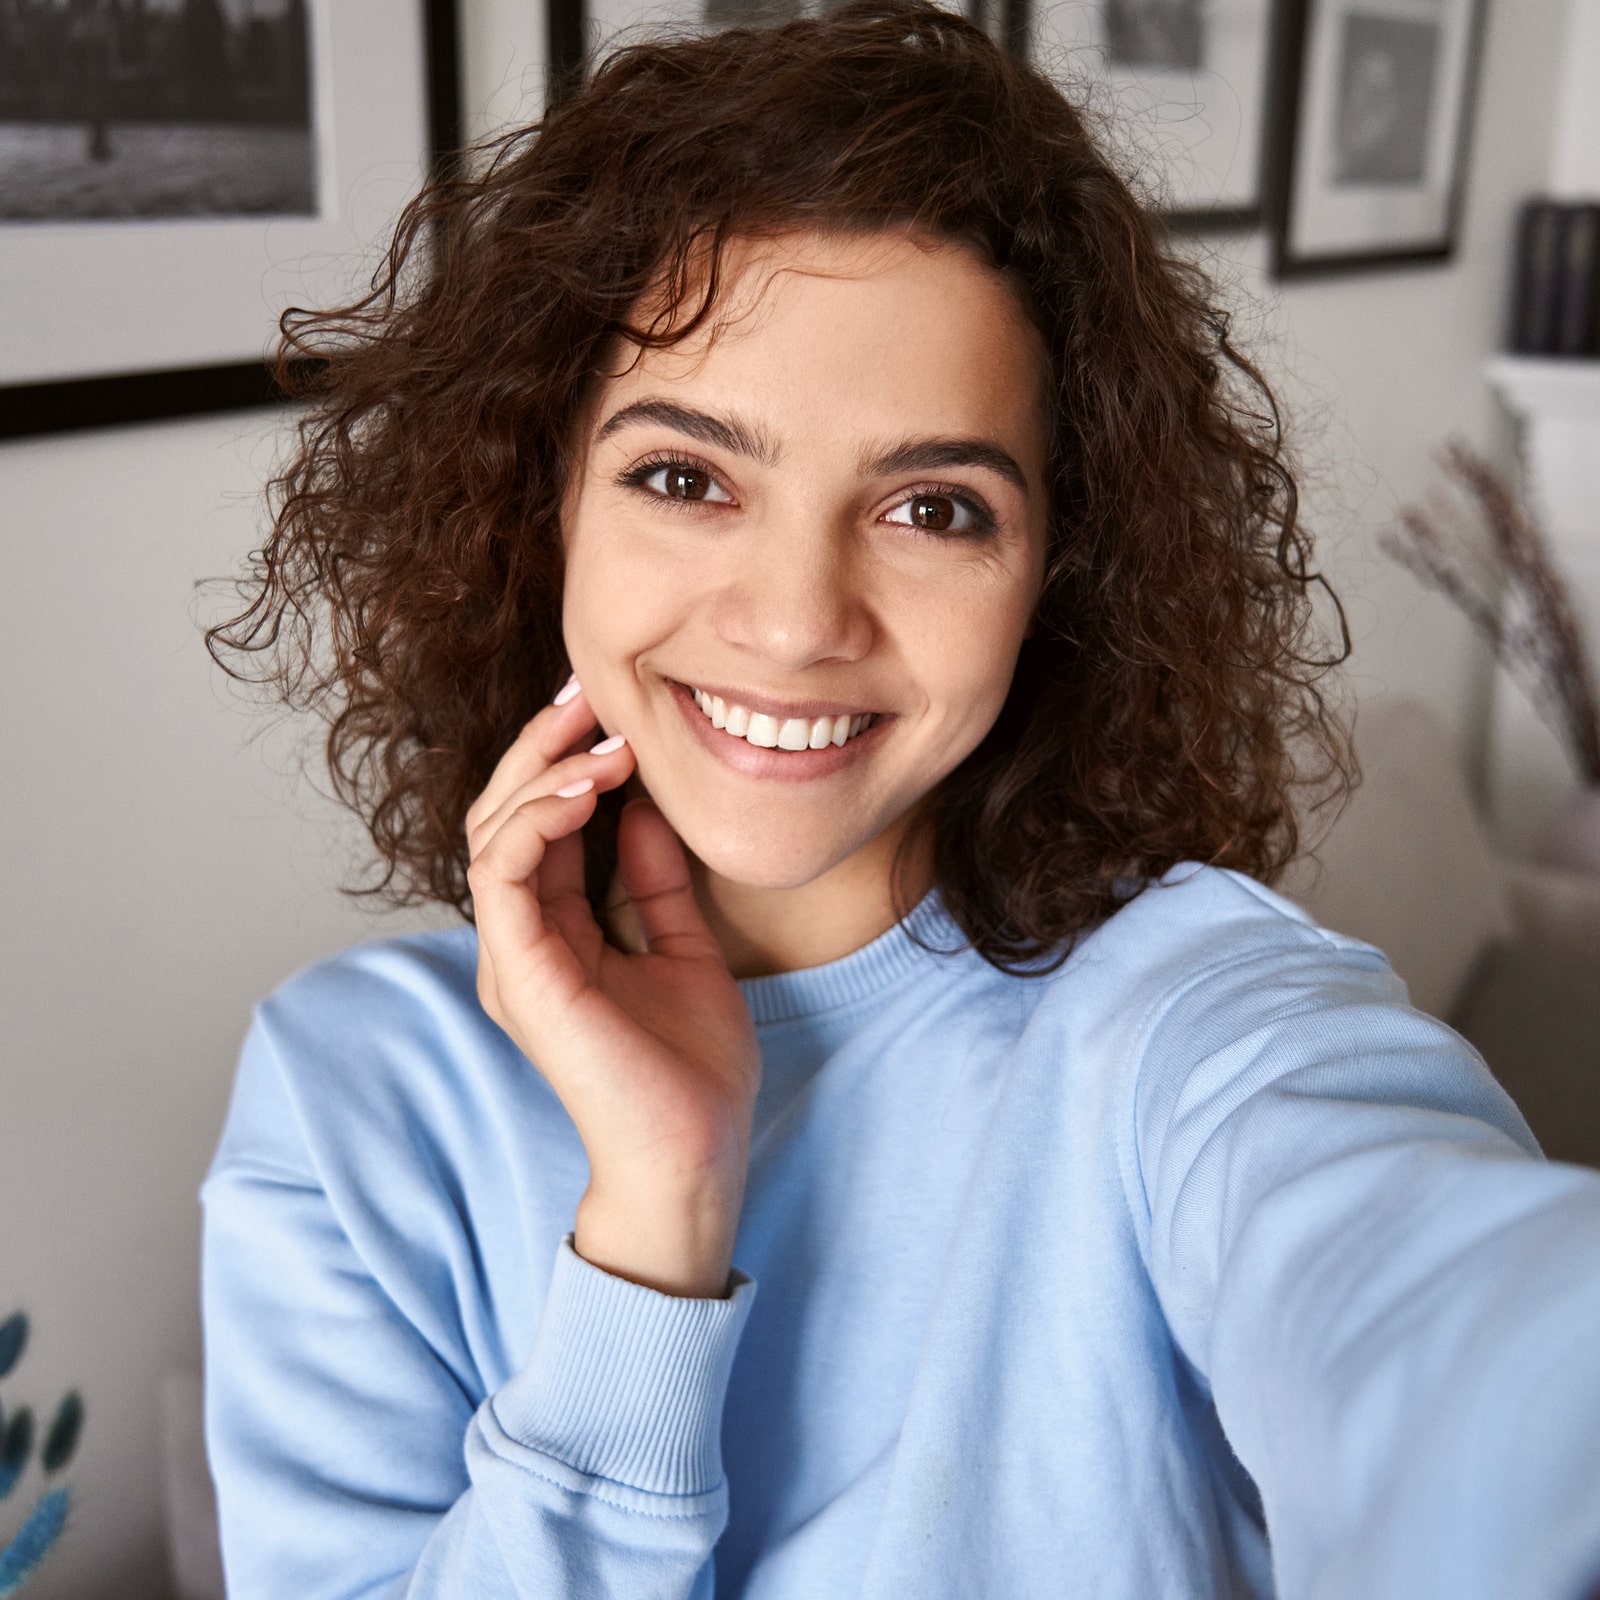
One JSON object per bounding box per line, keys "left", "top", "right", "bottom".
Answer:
{"left": 673, "top": 816, "right": 857, "bottom": 892}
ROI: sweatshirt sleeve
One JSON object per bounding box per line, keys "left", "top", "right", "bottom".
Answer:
{"left": 1131, "top": 924, "right": 1600, "bottom": 1600}
{"left": 200, "top": 1010, "right": 757, "bottom": 1600}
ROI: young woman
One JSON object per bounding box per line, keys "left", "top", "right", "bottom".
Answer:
{"left": 199, "top": 3, "right": 1600, "bottom": 1596}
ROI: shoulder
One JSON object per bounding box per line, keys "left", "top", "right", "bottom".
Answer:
{"left": 1113, "top": 861, "right": 1384, "bottom": 966}
{"left": 1094, "top": 866, "right": 1538, "bottom": 1168}
{"left": 257, "top": 922, "right": 482, "bottom": 1042}
{"left": 251, "top": 924, "right": 491, "bottom": 1109}
{"left": 209, "top": 922, "right": 535, "bottom": 1183}
{"left": 1029, "top": 861, "right": 1404, "bottom": 1041}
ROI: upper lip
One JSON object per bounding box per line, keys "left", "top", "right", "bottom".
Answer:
{"left": 673, "top": 679, "right": 882, "bottom": 722}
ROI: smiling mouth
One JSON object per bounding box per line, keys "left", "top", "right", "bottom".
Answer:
{"left": 686, "top": 686, "right": 878, "bottom": 751}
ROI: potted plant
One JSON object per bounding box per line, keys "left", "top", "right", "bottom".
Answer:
{"left": 1385, "top": 441, "right": 1600, "bottom": 874}
{"left": 0, "top": 1313, "right": 84, "bottom": 1597}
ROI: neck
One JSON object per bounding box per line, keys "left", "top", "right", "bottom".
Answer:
{"left": 603, "top": 808, "right": 936, "bottom": 979}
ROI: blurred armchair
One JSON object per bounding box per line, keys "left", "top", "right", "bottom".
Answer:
{"left": 1284, "top": 698, "right": 1600, "bottom": 1170}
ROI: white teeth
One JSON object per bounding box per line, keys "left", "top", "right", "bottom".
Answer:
{"left": 687, "top": 686, "right": 875, "bottom": 752}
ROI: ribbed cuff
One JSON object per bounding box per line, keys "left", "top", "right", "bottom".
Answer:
{"left": 492, "top": 1232, "right": 758, "bottom": 1497}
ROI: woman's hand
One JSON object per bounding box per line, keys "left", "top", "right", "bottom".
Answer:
{"left": 465, "top": 677, "right": 761, "bottom": 1298}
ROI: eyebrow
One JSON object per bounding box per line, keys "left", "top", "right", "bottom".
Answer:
{"left": 593, "top": 398, "right": 1032, "bottom": 495}
{"left": 863, "top": 436, "right": 1030, "bottom": 496}
{"left": 595, "top": 400, "right": 780, "bottom": 468}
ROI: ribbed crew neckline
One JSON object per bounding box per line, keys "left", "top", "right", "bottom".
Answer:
{"left": 735, "top": 885, "right": 969, "bottom": 1026}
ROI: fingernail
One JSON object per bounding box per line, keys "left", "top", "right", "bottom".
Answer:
{"left": 554, "top": 777, "right": 595, "bottom": 798}
{"left": 553, "top": 674, "right": 581, "bottom": 706}
{"left": 591, "top": 734, "right": 627, "bottom": 755}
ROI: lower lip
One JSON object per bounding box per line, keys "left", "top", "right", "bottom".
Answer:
{"left": 668, "top": 680, "right": 890, "bottom": 783}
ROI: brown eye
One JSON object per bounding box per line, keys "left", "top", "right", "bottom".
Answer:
{"left": 909, "top": 495, "right": 954, "bottom": 530}
{"left": 628, "top": 460, "right": 733, "bottom": 504}
{"left": 664, "top": 465, "right": 711, "bottom": 499}
{"left": 884, "top": 486, "right": 995, "bottom": 538}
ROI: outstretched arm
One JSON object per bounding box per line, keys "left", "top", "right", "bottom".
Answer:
{"left": 1133, "top": 934, "right": 1600, "bottom": 1600}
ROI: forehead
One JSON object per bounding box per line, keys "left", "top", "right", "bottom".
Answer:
{"left": 584, "top": 227, "right": 1050, "bottom": 452}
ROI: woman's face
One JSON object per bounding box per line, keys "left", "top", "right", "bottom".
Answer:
{"left": 560, "top": 225, "right": 1050, "bottom": 892}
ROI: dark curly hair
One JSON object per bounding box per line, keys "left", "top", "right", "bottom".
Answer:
{"left": 204, "top": 0, "right": 1351, "bottom": 977}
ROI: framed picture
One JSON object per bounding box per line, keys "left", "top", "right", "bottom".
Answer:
{"left": 1007, "top": 0, "right": 1285, "bottom": 228}
{"left": 0, "top": 0, "right": 460, "bottom": 441}
{"left": 1269, "top": 0, "right": 1487, "bottom": 278}
{"left": 549, "top": 0, "right": 990, "bottom": 106}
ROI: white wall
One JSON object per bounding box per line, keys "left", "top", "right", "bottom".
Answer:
{"left": 0, "top": 417, "right": 459, "bottom": 1598}
{"left": 0, "top": 0, "right": 1575, "bottom": 1593}
{"left": 1550, "top": 0, "right": 1600, "bottom": 197}
{"left": 1215, "top": 0, "right": 1574, "bottom": 796}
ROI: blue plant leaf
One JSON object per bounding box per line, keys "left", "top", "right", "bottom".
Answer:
{"left": 40, "top": 1396, "right": 81, "bottom": 1476}
{"left": 0, "top": 1319, "right": 25, "bottom": 1383}
{"left": 0, "top": 1412, "right": 31, "bottom": 1476}
{"left": 0, "top": 1404, "right": 30, "bottom": 1501}
{"left": 0, "top": 1486, "right": 70, "bottom": 1598}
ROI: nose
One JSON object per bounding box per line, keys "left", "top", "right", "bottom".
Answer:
{"left": 709, "top": 510, "right": 875, "bottom": 671}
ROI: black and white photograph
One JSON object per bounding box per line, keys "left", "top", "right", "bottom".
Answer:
{"left": 0, "top": 0, "right": 316, "bottom": 223}
{"left": 1018, "top": 0, "right": 1280, "bottom": 225}
{"left": 561, "top": 0, "right": 980, "bottom": 87}
{"left": 1332, "top": 12, "right": 1439, "bottom": 185}
{"left": 1103, "top": 0, "right": 1203, "bottom": 71}
{"left": 0, "top": 0, "right": 452, "bottom": 436}
{"left": 1272, "top": 0, "right": 1486, "bottom": 276}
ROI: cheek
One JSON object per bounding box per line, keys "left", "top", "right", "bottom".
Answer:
{"left": 902, "top": 580, "right": 1033, "bottom": 711}
{"left": 560, "top": 525, "right": 693, "bottom": 686}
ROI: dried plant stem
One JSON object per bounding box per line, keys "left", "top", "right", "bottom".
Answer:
{"left": 1382, "top": 441, "right": 1600, "bottom": 786}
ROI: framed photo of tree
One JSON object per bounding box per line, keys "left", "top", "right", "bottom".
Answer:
{"left": 1006, "top": 0, "right": 1286, "bottom": 228}
{"left": 547, "top": 0, "right": 990, "bottom": 106}
{"left": 0, "top": 0, "right": 460, "bottom": 440}
{"left": 1269, "top": 0, "right": 1488, "bottom": 277}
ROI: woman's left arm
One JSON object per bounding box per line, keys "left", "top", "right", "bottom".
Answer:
{"left": 1133, "top": 929, "right": 1600, "bottom": 1600}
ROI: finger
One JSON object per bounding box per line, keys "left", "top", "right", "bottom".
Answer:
{"left": 538, "top": 828, "right": 610, "bottom": 967}
{"left": 474, "top": 925, "right": 501, "bottom": 1017}
{"left": 467, "top": 736, "right": 635, "bottom": 863}
{"left": 615, "top": 797, "right": 723, "bottom": 961}
{"left": 468, "top": 789, "right": 597, "bottom": 1015}
{"left": 537, "top": 822, "right": 589, "bottom": 910}
{"left": 465, "top": 678, "right": 599, "bottom": 836}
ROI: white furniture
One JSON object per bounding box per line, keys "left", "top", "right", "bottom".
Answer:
{"left": 1285, "top": 697, "right": 1600, "bottom": 1169}
{"left": 1482, "top": 356, "right": 1600, "bottom": 859}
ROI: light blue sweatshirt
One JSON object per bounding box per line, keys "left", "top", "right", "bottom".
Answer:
{"left": 200, "top": 865, "right": 1600, "bottom": 1599}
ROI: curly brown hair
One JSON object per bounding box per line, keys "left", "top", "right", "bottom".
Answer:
{"left": 204, "top": 0, "right": 1350, "bottom": 977}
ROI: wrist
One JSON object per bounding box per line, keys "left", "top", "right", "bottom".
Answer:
{"left": 574, "top": 1183, "right": 743, "bottom": 1299}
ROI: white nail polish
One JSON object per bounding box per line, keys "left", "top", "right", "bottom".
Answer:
{"left": 553, "top": 675, "right": 581, "bottom": 705}
{"left": 591, "top": 734, "right": 627, "bottom": 755}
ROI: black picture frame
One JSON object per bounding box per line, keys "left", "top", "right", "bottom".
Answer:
{"left": 1268, "top": 0, "right": 1488, "bottom": 280}
{"left": 0, "top": 0, "right": 461, "bottom": 442}
{"left": 1004, "top": 0, "right": 1289, "bottom": 232}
